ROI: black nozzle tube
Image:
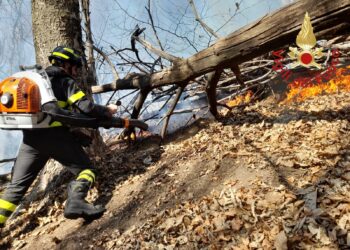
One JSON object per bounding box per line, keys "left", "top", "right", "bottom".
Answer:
{"left": 42, "top": 102, "right": 125, "bottom": 129}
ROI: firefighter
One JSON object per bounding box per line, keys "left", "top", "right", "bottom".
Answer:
{"left": 0, "top": 46, "right": 146, "bottom": 227}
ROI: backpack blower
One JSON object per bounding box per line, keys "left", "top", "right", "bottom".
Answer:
{"left": 0, "top": 65, "right": 148, "bottom": 130}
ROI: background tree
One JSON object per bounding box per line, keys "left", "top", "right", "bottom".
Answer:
{"left": 31, "top": 0, "right": 82, "bottom": 65}
{"left": 31, "top": 0, "right": 93, "bottom": 86}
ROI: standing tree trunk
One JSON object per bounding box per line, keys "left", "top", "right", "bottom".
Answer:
{"left": 32, "top": 0, "right": 83, "bottom": 68}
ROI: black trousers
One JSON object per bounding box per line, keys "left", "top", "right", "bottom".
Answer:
{"left": 1, "top": 127, "right": 94, "bottom": 204}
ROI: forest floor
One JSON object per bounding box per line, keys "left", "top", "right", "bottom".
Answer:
{"left": 1, "top": 90, "right": 350, "bottom": 249}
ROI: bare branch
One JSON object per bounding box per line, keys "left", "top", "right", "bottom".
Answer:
{"left": 110, "top": 45, "right": 150, "bottom": 74}
{"left": 93, "top": 45, "right": 119, "bottom": 80}
{"left": 215, "top": 0, "right": 243, "bottom": 33}
{"left": 132, "top": 27, "right": 182, "bottom": 63}
{"left": 146, "top": 0, "right": 165, "bottom": 68}
{"left": 188, "top": 0, "right": 220, "bottom": 39}
{"left": 91, "top": 73, "right": 149, "bottom": 93}
{"left": 244, "top": 69, "right": 273, "bottom": 84}
{"left": 161, "top": 85, "right": 185, "bottom": 139}
{"left": 112, "top": 0, "right": 199, "bottom": 52}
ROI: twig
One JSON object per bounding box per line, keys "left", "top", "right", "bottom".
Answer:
{"left": 110, "top": 46, "right": 150, "bottom": 73}
{"left": 93, "top": 45, "right": 119, "bottom": 80}
{"left": 150, "top": 57, "right": 161, "bottom": 73}
{"left": 133, "top": 28, "right": 181, "bottom": 63}
{"left": 130, "top": 25, "right": 147, "bottom": 64}
{"left": 215, "top": 0, "right": 243, "bottom": 33}
{"left": 143, "top": 113, "right": 160, "bottom": 122}
{"left": 244, "top": 69, "right": 273, "bottom": 84}
{"left": 112, "top": 0, "right": 199, "bottom": 52}
{"left": 105, "top": 88, "right": 138, "bottom": 106}
{"left": 155, "top": 92, "right": 173, "bottom": 112}
{"left": 251, "top": 200, "right": 258, "bottom": 223}
{"left": 173, "top": 105, "right": 207, "bottom": 115}
{"left": 118, "top": 89, "right": 139, "bottom": 102}
{"left": 146, "top": 0, "right": 165, "bottom": 68}
{"left": 188, "top": 0, "right": 220, "bottom": 39}
{"left": 161, "top": 85, "right": 185, "bottom": 139}
{"left": 217, "top": 82, "right": 265, "bottom": 104}
{"left": 156, "top": 105, "right": 207, "bottom": 126}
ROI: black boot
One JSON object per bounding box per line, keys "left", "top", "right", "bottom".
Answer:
{"left": 64, "top": 180, "right": 105, "bottom": 220}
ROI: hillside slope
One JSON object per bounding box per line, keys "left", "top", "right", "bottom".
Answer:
{"left": 1, "top": 91, "right": 350, "bottom": 249}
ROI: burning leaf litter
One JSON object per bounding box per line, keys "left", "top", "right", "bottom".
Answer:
{"left": 226, "top": 90, "right": 254, "bottom": 107}
{"left": 284, "top": 65, "right": 350, "bottom": 103}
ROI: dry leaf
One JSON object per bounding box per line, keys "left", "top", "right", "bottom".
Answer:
{"left": 230, "top": 218, "right": 243, "bottom": 232}
{"left": 274, "top": 231, "right": 288, "bottom": 250}
{"left": 338, "top": 214, "right": 350, "bottom": 230}
{"left": 176, "top": 235, "right": 188, "bottom": 245}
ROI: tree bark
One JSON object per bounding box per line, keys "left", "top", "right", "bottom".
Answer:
{"left": 32, "top": 0, "right": 83, "bottom": 68}
{"left": 206, "top": 69, "right": 223, "bottom": 118}
{"left": 92, "top": 0, "right": 350, "bottom": 94}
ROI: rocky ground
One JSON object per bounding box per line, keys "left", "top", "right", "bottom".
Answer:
{"left": 1, "top": 88, "right": 350, "bottom": 249}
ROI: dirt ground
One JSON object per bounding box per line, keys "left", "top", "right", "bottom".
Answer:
{"left": 1, "top": 92, "right": 350, "bottom": 249}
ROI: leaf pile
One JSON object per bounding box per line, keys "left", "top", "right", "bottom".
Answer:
{"left": 103, "top": 176, "right": 350, "bottom": 249}
{"left": 101, "top": 93, "right": 350, "bottom": 249}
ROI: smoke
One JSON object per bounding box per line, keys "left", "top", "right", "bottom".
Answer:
{"left": 280, "top": 0, "right": 295, "bottom": 5}
{"left": 0, "top": 0, "right": 35, "bottom": 78}
{"left": 0, "top": 130, "right": 22, "bottom": 175}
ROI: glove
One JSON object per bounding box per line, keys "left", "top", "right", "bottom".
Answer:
{"left": 98, "top": 117, "right": 148, "bottom": 131}
{"left": 128, "top": 119, "right": 148, "bottom": 131}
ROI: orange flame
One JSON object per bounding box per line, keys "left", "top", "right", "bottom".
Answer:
{"left": 227, "top": 90, "right": 253, "bottom": 107}
{"left": 284, "top": 65, "right": 350, "bottom": 103}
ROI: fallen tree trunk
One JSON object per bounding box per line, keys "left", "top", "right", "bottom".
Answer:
{"left": 92, "top": 0, "right": 350, "bottom": 94}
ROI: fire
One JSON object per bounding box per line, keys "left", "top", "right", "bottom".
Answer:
{"left": 283, "top": 65, "right": 350, "bottom": 103}
{"left": 227, "top": 90, "right": 253, "bottom": 107}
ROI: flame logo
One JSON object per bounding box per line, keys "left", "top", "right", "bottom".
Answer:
{"left": 296, "top": 12, "right": 317, "bottom": 50}
{"left": 288, "top": 12, "right": 323, "bottom": 69}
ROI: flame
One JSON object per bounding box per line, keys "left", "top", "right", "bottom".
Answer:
{"left": 296, "top": 12, "right": 317, "bottom": 51}
{"left": 283, "top": 66, "right": 350, "bottom": 103}
{"left": 227, "top": 90, "right": 253, "bottom": 107}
